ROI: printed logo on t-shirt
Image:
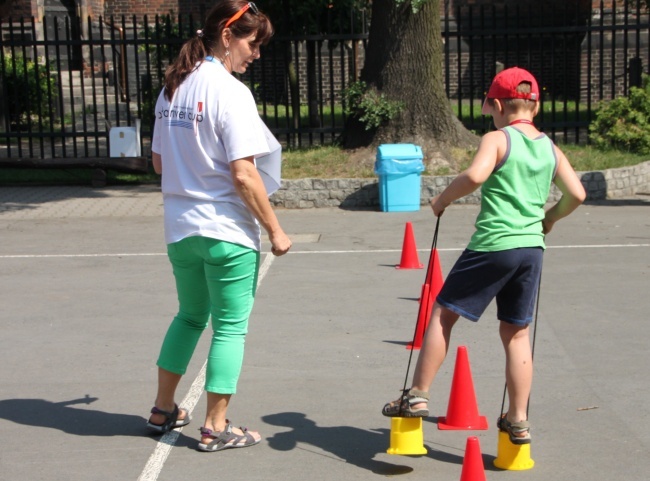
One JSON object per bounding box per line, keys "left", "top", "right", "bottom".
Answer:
{"left": 195, "top": 102, "right": 203, "bottom": 135}
{"left": 157, "top": 102, "right": 204, "bottom": 131}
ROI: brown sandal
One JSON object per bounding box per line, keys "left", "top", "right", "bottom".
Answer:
{"left": 497, "top": 414, "right": 531, "bottom": 445}
{"left": 382, "top": 388, "right": 430, "bottom": 417}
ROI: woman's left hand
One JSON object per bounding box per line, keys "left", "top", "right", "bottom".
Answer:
{"left": 270, "top": 230, "right": 292, "bottom": 256}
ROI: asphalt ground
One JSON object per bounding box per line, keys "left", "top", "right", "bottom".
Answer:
{"left": 0, "top": 186, "right": 648, "bottom": 481}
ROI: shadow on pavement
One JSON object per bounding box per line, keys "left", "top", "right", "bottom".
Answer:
{"left": 262, "top": 412, "right": 414, "bottom": 475}
{"left": 0, "top": 395, "right": 192, "bottom": 442}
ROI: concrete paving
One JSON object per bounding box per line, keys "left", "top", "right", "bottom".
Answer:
{"left": 0, "top": 185, "right": 649, "bottom": 481}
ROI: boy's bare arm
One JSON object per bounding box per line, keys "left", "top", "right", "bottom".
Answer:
{"left": 542, "top": 146, "right": 586, "bottom": 234}
{"left": 431, "top": 131, "right": 504, "bottom": 216}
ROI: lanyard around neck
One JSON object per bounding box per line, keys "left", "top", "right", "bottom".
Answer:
{"left": 509, "top": 119, "right": 534, "bottom": 126}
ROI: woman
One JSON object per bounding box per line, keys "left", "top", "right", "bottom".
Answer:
{"left": 147, "top": 0, "right": 291, "bottom": 452}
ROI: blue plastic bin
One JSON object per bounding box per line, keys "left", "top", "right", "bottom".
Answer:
{"left": 375, "top": 144, "right": 424, "bottom": 212}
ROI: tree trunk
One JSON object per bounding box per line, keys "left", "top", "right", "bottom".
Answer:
{"left": 344, "top": 0, "right": 478, "bottom": 168}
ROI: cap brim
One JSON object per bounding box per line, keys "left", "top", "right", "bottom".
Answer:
{"left": 481, "top": 97, "right": 490, "bottom": 115}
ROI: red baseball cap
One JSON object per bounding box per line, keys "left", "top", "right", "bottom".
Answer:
{"left": 482, "top": 67, "right": 540, "bottom": 114}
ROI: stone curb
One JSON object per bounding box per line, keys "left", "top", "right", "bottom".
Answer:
{"left": 270, "top": 160, "right": 650, "bottom": 209}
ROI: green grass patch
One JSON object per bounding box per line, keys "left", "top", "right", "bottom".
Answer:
{"left": 0, "top": 168, "right": 160, "bottom": 186}
{"left": 0, "top": 143, "right": 646, "bottom": 186}
{"left": 281, "top": 143, "right": 648, "bottom": 179}
{"left": 281, "top": 145, "right": 374, "bottom": 179}
{"left": 259, "top": 104, "right": 345, "bottom": 128}
{"left": 558, "top": 144, "right": 649, "bottom": 172}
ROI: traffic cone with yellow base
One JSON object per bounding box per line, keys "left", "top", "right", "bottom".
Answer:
{"left": 386, "top": 417, "right": 427, "bottom": 456}
{"left": 493, "top": 429, "right": 535, "bottom": 470}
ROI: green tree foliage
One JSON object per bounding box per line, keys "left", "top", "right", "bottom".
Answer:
{"left": 589, "top": 75, "right": 650, "bottom": 154}
{"left": 1, "top": 53, "right": 57, "bottom": 128}
{"left": 343, "top": 81, "right": 404, "bottom": 130}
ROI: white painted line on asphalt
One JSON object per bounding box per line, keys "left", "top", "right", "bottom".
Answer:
{"left": 278, "top": 244, "right": 650, "bottom": 254}
{"left": 137, "top": 253, "right": 275, "bottom": 481}
{"left": 0, "top": 244, "right": 648, "bottom": 259}
{"left": 0, "top": 253, "right": 165, "bottom": 258}
{"left": 546, "top": 244, "right": 650, "bottom": 249}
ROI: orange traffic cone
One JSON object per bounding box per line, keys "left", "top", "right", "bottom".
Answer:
{"left": 407, "top": 283, "right": 432, "bottom": 350}
{"left": 427, "top": 248, "right": 444, "bottom": 303}
{"left": 419, "top": 248, "right": 444, "bottom": 303}
{"left": 438, "top": 346, "right": 489, "bottom": 430}
{"left": 460, "top": 437, "right": 486, "bottom": 481}
{"left": 396, "top": 222, "right": 423, "bottom": 269}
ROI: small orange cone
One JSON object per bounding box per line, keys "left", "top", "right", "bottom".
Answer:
{"left": 460, "top": 436, "right": 486, "bottom": 481}
{"left": 438, "top": 346, "right": 489, "bottom": 430}
{"left": 407, "top": 283, "right": 432, "bottom": 350}
{"left": 396, "top": 222, "right": 423, "bottom": 269}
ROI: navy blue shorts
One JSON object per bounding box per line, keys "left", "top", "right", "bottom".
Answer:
{"left": 436, "top": 248, "right": 543, "bottom": 326}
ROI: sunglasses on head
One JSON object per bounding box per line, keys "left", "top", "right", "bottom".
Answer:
{"left": 225, "top": 2, "right": 259, "bottom": 28}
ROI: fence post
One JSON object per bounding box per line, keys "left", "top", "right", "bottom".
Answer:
{"left": 0, "top": 79, "right": 5, "bottom": 132}
{"left": 629, "top": 57, "right": 642, "bottom": 88}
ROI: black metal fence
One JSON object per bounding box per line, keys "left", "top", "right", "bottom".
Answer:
{"left": 0, "top": 1, "right": 648, "bottom": 163}
{"left": 443, "top": 1, "right": 650, "bottom": 144}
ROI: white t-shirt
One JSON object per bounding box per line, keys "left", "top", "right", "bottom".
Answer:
{"left": 152, "top": 59, "right": 270, "bottom": 250}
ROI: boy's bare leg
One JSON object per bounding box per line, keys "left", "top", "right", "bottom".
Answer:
{"left": 499, "top": 321, "right": 533, "bottom": 424}
{"left": 409, "top": 303, "right": 460, "bottom": 408}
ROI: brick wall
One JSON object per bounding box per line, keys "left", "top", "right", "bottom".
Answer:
{"left": 2, "top": 0, "right": 629, "bottom": 22}
{"left": 86, "top": 0, "right": 104, "bottom": 18}
{"left": 1, "top": 0, "right": 210, "bottom": 20}
{"left": 450, "top": 0, "right": 621, "bottom": 9}
{"left": 104, "top": 0, "right": 207, "bottom": 19}
{"left": 2, "top": 0, "right": 645, "bottom": 106}
{"left": 579, "top": 9, "right": 649, "bottom": 103}
{"left": 244, "top": 40, "right": 365, "bottom": 105}
{"left": 446, "top": 49, "right": 583, "bottom": 101}
{"left": 1, "top": 0, "right": 36, "bottom": 19}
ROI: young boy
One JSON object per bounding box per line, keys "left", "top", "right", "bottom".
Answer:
{"left": 381, "top": 67, "right": 586, "bottom": 444}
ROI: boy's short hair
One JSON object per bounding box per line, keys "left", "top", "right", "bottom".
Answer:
{"left": 486, "top": 67, "right": 539, "bottom": 101}
{"left": 482, "top": 67, "right": 540, "bottom": 114}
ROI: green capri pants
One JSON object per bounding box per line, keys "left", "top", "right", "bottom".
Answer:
{"left": 157, "top": 236, "right": 259, "bottom": 394}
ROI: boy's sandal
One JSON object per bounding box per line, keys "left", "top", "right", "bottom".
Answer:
{"left": 197, "top": 422, "right": 261, "bottom": 452}
{"left": 382, "top": 388, "right": 430, "bottom": 418}
{"left": 146, "top": 404, "right": 191, "bottom": 434}
{"left": 497, "top": 414, "right": 531, "bottom": 445}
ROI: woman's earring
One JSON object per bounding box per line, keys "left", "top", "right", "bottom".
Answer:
{"left": 225, "top": 49, "right": 230, "bottom": 57}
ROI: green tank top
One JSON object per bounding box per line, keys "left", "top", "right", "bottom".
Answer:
{"left": 467, "top": 126, "right": 557, "bottom": 252}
